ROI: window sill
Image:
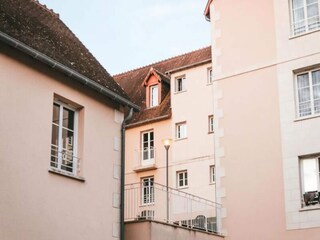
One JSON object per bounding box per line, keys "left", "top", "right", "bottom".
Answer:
{"left": 134, "top": 164, "right": 157, "bottom": 172}
{"left": 209, "top": 182, "right": 216, "bottom": 185}
{"left": 175, "top": 137, "right": 187, "bottom": 142}
{"left": 206, "top": 82, "right": 213, "bottom": 86}
{"left": 174, "top": 90, "right": 187, "bottom": 94}
{"left": 140, "top": 203, "right": 155, "bottom": 207}
{"left": 48, "top": 168, "right": 85, "bottom": 182}
{"left": 147, "top": 105, "right": 159, "bottom": 109}
{"left": 208, "top": 131, "right": 214, "bottom": 134}
{"left": 289, "top": 28, "right": 320, "bottom": 40}
{"left": 299, "top": 205, "right": 320, "bottom": 212}
{"left": 177, "top": 186, "right": 189, "bottom": 190}
{"left": 294, "top": 113, "right": 320, "bottom": 122}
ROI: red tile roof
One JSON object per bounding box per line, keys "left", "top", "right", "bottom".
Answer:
{"left": 0, "top": 0, "right": 129, "bottom": 100}
{"left": 114, "top": 46, "right": 211, "bottom": 127}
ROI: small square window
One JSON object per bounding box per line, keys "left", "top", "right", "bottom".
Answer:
{"left": 175, "top": 76, "right": 186, "bottom": 92}
{"left": 177, "top": 170, "right": 188, "bottom": 188}
{"left": 207, "top": 68, "right": 213, "bottom": 84}
{"left": 176, "top": 122, "right": 187, "bottom": 139}
{"left": 210, "top": 165, "right": 215, "bottom": 183}
{"left": 208, "top": 115, "right": 214, "bottom": 133}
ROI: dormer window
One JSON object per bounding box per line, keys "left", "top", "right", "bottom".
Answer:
{"left": 150, "top": 85, "right": 159, "bottom": 107}
{"left": 143, "top": 67, "right": 170, "bottom": 108}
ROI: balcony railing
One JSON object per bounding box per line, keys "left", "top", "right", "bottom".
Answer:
{"left": 134, "top": 147, "right": 157, "bottom": 171}
{"left": 50, "top": 146, "right": 80, "bottom": 175}
{"left": 125, "top": 182, "right": 221, "bottom": 234}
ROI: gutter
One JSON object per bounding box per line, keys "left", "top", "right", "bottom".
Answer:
{"left": 0, "top": 31, "right": 140, "bottom": 112}
{"left": 126, "top": 114, "right": 171, "bottom": 129}
{"left": 120, "top": 108, "right": 133, "bottom": 240}
{"left": 165, "top": 58, "right": 211, "bottom": 74}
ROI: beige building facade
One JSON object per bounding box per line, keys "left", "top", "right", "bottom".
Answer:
{"left": 115, "top": 47, "right": 219, "bottom": 231}
{"left": 206, "top": 0, "right": 320, "bottom": 238}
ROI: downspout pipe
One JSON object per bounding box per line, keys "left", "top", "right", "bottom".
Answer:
{"left": 0, "top": 31, "right": 140, "bottom": 112}
{"left": 120, "top": 108, "right": 133, "bottom": 240}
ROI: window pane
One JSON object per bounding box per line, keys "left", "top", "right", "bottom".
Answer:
{"left": 314, "top": 99, "right": 320, "bottom": 114}
{"left": 61, "top": 151, "right": 73, "bottom": 172}
{"left": 150, "top": 85, "right": 158, "bottom": 107}
{"left": 298, "top": 87, "right": 311, "bottom": 102}
{"left": 51, "top": 124, "right": 59, "bottom": 146}
{"left": 312, "top": 70, "right": 320, "bottom": 85}
{"left": 299, "top": 102, "right": 312, "bottom": 116}
{"left": 63, "top": 108, "right": 74, "bottom": 130}
{"left": 302, "top": 159, "right": 318, "bottom": 192}
{"left": 307, "top": 3, "right": 319, "bottom": 18}
{"left": 297, "top": 73, "right": 309, "bottom": 88}
{"left": 62, "top": 129, "right": 74, "bottom": 152}
{"left": 52, "top": 103, "right": 60, "bottom": 124}
{"left": 293, "top": 8, "right": 305, "bottom": 23}
{"left": 313, "top": 85, "right": 320, "bottom": 99}
{"left": 50, "top": 145, "right": 58, "bottom": 168}
{"left": 293, "top": 0, "right": 304, "bottom": 9}
{"left": 307, "top": 0, "right": 317, "bottom": 4}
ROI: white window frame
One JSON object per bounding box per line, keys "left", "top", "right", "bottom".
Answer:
{"left": 295, "top": 68, "right": 320, "bottom": 118}
{"left": 150, "top": 84, "right": 159, "bottom": 107}
{"left": 207, "top": 68, "right": 213, "bottom": 84}
{"left": 300, "top": 156, "right": 320, "bottom": 205}
{"left": 141, "top": 176, "right": 154, "bottom": 205}
{"left": 208, "top": 115, "right": 214, "bottom": 133}
{"left": 141, "top": 130, "right": 154, "bottom": 165}
{"left": 175, "top": 76, "right": 186, "bottom": 93}
{"left": 210, "top": 165, "right": 215, "bottom": 183}
{"left": 50, "top": 100, "right": 79, "bottom": 175}
{"left": 290, "top": 0, "right": 320, "bottom": 36}
{"left": 177, "top": 170, "right": 188, "bottom": 188}
{"left": 176, "top": 122, "right": 187, "bottom": 139}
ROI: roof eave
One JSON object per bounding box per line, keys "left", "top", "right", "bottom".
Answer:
{"left": 0, "top": 31, "right": 140, "bottom": 112}
{"left": 165, "top": 58, "right": 211, "bottom": 74}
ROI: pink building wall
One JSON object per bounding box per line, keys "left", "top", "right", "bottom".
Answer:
{"left": 0, "top": 44, "right": 122, "bottom": 239}
{"left": 209, "top": 0, "right": 320, "bottom": 238}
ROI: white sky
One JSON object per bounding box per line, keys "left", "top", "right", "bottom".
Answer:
{"left": 39, "top": 0, "right": 210, "bottom": 75}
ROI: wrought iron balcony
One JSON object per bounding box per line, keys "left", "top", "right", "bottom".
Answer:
{"left": 124, "top": 182, "right": 221, "bottom": 234}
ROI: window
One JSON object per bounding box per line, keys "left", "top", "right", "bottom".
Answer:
{"left": 208, "top": 115, "right": 214, "bottom": 133}
{"left": 291, "top": 0, "right": 320, "bottom": 35}
{"left": 51, "top": 101, "right": 78, "bottom": 175}
{"left": 177, "top": 170, "right": 188, "bottom": 188}
{"left": 210, "top": 165, "right": 215, "bottom": 183}
{"left": 142, "top": 177, "right": 154, "bottom": 204}
{"left": 176, "top": 122, "right": 187, "bottom": 139}
{"left": 150, "top": 85, "right": 158, "bottom": 107}
{"left": 207, "top": 68, "right": 213, "bottom": 84}
{"left": 300, "top": 157, "right": 320, "bottom": 206}
{"left": 175, "top": 76, "right": 186, "bottom": 92}
{"left": 296, "top": 69, "right": 320, "bottom": 117}
{"left": 141, "top": 131, "right": 154, "bottom": 164}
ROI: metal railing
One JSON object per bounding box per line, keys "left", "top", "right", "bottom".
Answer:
{"left": 50, "top": 146, "right": 80, "bottom": 174}
{"left": 124, "top": 182, "right": 221, "bottom": 234}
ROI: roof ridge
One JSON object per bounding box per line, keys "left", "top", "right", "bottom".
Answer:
{"left": 33, "top": 0, "right": 59, "bottom": 18}
{"left": 113, "top": 45, "right": 211, "bottom": 77}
